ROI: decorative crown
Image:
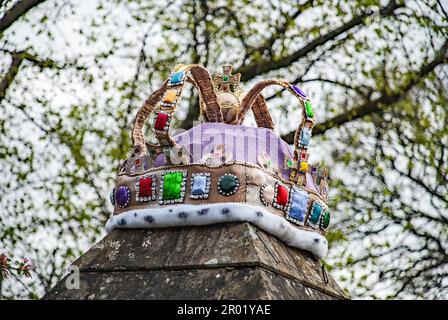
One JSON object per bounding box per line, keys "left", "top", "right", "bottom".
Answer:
{"left": 107, "top": 64, "right": 331, "bottom": 259}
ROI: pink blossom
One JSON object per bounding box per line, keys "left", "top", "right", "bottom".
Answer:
{"left": 0, "top": 253, "right": 8, "bottom": 265}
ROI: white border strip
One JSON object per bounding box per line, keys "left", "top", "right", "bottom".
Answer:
{"left": 106, "top": 203, "right": 328, "bottom": 259}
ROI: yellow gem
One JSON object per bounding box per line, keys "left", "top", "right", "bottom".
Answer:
{"left": 299, "top": 161, "right": 308, "bottom": 172}
{"left": 163, "top": 90, "right": 177, "bottom": 104}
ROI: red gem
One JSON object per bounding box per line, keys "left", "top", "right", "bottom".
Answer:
{"left": 276, "top": 185, "right": 289, "bottom": 206}
{"left": 139, "top": 177, "right": 153, "bottom": 197}
{"left": 135, "top": 158, "right": 141, "bottom": 166}
{"left": 154, "top": 113, "right": 169, "bottom": 131}
{"left": 300, "top": 151, "right": 307, "bottom": 160}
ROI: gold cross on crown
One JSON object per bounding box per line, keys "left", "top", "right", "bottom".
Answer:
{"left": 212, "top": 65, "right": 241, "bottom": 92}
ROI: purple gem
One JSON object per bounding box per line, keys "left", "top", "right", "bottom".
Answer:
{"left": 311, "top": 166, "right": 318, "bottom": 174}
{"left": 116, "top": 186, "right": 131, "bottom": 208}
{"left": 292, "top": 85, "right": 306, "bottom": 98}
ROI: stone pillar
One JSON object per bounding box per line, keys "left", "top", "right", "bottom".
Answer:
{"left": 44, "top": 222, "right": 348, "bottom": 300}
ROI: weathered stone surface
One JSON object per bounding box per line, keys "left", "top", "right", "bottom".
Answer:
{"left": 44, "top": 222, "right": 349, "bottom": 300}
{"left": 45, "top": 268, "right": 336, "bottom": 300}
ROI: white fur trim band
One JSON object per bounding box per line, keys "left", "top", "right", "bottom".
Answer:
{"left": 106, "top": 203, "right": 328, "bottom": 259}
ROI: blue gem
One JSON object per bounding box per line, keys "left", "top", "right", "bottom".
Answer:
{"left": 191, "top": 175, "right": 207, "bottom": 195}
{"left": 288, "top": 188, "right": 308, "bottom": 222}
{"left": 300, "top": 128, "right": 311, "bottom": 147}
{"left": 309, "top": 202, "right": 323, "bottom": 225}
{"left": 291, "top": 85, "right": 307, "bottom": 98}
{"left": 170, "top": 71, "right": 185, "bottom": 85}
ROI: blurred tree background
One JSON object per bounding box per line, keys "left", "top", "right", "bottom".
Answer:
{"left": 0, "top": 0, "right": 447, "bottom": 299}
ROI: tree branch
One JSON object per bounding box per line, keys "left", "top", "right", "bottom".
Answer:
{"left": 301, "top": 77, "right": 368, "bottom": 95}
{"left": 0, "top": 52, "right": 23, "bottom": 102}
{"left": 0, "top": 50, "right": 68, "bottom": 102}
{"left": 237, "top": 1, "right": 402, "bottom": 81}
{"left": 243, "top": 3, "right": 308, "bottom": 60}
{"left": 0, "top": 0, "right": 46, "bottom": 34}
{"left": 281, "top": 40, "right": 448, "bottom": 143}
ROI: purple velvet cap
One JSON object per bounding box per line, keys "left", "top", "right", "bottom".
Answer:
{"left": 153, "top": 123, "right": 320, "bottom": 194}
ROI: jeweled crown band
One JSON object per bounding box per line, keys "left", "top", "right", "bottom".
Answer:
{"left": 111, "top": 162, "right": 330, "bottom": 234}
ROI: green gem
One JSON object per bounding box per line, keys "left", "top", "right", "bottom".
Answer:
{"left": 309, "top": 203, "right": 322, "bottom": 224}
{"left": 286, "top": 159, "right": 293, "bottom": 168}
{"left": 322, "top": 210, "right": 330, "bottom": 229}
{"left": 163, "top": 172, "right": 184, "bottom": 199}
{"left": 305, "top": 100, "right": 314, "bottom": 118}
{"left": 222, "top": 75, "right": 229, "bottom": 82}
{"left": 219, "top": 175, "right": 237, "bottom": 193}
